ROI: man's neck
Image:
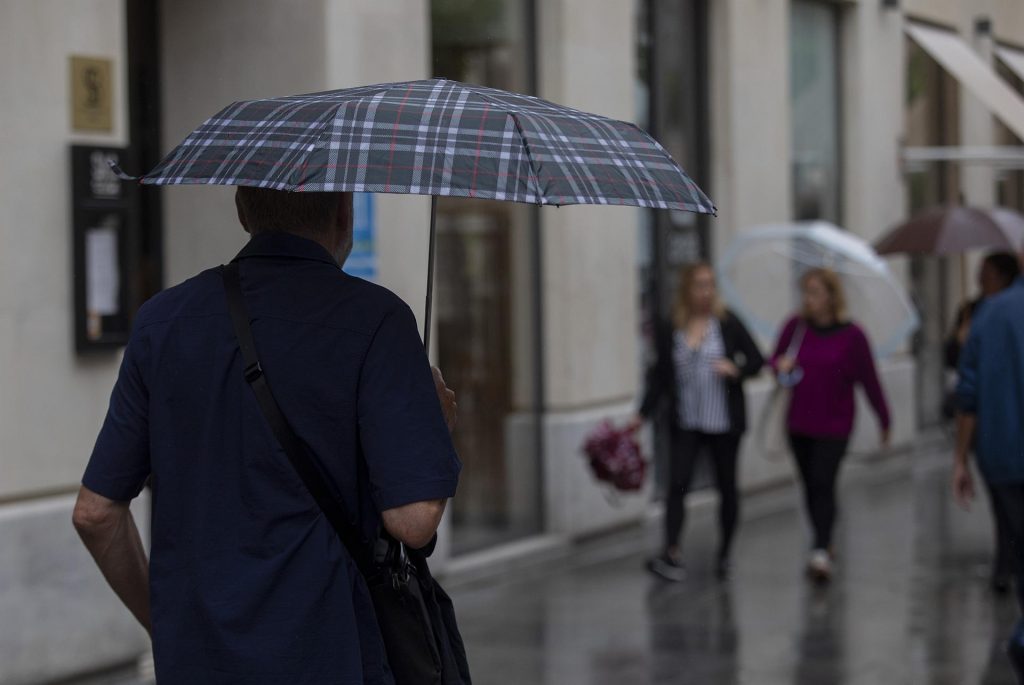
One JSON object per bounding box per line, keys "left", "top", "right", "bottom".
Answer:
{"left": 250, "top": 230, "right": 340, "bottom": 265}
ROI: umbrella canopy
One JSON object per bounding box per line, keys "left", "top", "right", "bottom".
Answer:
{"left": 875, "top": 205, "right": 1024, "bottom": 256}
{"left": 116, "top": 78, "right": 714, "bottom": 213}
{"left": 717, "top": 222, "right": 919, "bottom": 358}
{"left": 116, "top": 78, "right": 714, "bottom": 347}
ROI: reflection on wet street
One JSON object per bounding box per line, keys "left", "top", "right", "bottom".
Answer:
{"left": 451, "top": 445, "right": 1020, "bottom": 684}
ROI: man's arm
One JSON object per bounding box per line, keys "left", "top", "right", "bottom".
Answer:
{"left": 72, "top": 486, "right": 151, "bottom": 635}
{"left": 380, "top": 366, "right": 457, "bottom": 550}
{"left": 357, "top": 303, "right": 462, "bottom": 552}
{"left": 381, "top": 499, "right": 447, "bottom": 550}
{"left": 952, "top": 318, "right": 982, "bottom": 510}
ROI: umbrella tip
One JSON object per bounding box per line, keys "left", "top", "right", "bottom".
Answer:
{"left": 107, "top": 159, "right": 139, "bottom": 182}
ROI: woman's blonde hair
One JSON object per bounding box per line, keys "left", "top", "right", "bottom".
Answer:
{"left": 800, "top": 268, "right": 849, "bottom": 323}
{"left": 672, "top": 262, "right": 725, "bottom": 329}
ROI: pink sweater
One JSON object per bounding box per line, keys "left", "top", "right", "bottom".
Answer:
{"left": 771, "top": 317, "right": 891, "bottom": 439}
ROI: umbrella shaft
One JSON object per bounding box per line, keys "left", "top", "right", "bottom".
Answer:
{"left": 424, "top": 196, "right": 438, "bottom": 352}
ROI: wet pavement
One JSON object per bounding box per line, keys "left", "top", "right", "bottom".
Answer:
{"left": 68, "top": 439, "right": 1020, "bottom": 685}
{"left": 451, "top": 442, "right": 1021, "bottom": 685}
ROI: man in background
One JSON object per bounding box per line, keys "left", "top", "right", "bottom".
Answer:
{"left": 954, "top": 252, "right": 1024, "bottom": 680}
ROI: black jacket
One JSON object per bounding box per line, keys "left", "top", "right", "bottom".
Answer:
{"left": 944, "top": 298, "right": 979, "bottom": 370}
{"left": 638, "top": 310, "right": 765, "bottom": 434}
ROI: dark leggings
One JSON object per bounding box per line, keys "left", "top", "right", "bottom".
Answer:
{"left": 989, "top": 484, "right": 1024, "bottom": 679}
{"left": 664, "top": 428, "right": 742, "bottom": 561}
{"left": 789, "top": 433, "right": 850, "bottom": 551}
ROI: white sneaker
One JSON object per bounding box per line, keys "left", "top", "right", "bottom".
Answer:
{"left": 646, "top": 553, "right": 687, "bottom": 582}
{"left": 807, "top": 549, "right": 833, "bottom": 583}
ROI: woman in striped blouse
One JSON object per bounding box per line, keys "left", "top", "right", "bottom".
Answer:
{"left": 633, "top": 263, "right": 764, "bottom": 582}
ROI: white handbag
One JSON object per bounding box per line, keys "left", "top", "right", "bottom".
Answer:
{"left": 756, "top": 323, "right": 806, "bottom": 461}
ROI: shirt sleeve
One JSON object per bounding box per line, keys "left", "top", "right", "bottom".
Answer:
{"left": 851, "top": 326, "right": 892, "bottom": 431}
{"left": 728, "top": 314, "right": 765, "bottom": 380}
{"left": 357, "top": 302, "right": 461, "bottom": 512}
{"left": 82, "top": 329, "right": 152, "bottom": 502}
{"left": 638, "top": 323, "right": 670, "bottom": 419}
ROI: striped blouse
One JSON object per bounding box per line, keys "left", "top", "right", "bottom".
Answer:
{"left": 673, "top": 319, "right": 731, "bottom": 434}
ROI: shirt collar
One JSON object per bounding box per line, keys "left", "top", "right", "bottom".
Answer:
{"left": 232, "top": 232, "right": 339, "bottom": 267}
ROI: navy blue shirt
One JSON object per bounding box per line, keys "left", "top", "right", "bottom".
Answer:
{"left": 83, "top": 232, "right": 461, "bottom": 684}
{"left": 957, "top": 277, "right": 1024, "bottom": 485}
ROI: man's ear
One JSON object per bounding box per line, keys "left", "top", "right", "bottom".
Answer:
{"left": 235, "top": 190, "right": 250, "bottom": 234}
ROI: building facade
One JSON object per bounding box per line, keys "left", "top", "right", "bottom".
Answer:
{"left": 3, "top": 0, "right": 1024, "bottom": 681}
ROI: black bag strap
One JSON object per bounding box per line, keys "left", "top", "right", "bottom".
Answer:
{"left": 219, "top": 262, "right": 373, "bottom": 574}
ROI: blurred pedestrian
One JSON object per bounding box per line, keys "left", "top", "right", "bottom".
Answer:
{"left": 945, "top": 252, "right": 1021, "bottom": 593}
{"left": 945, "top": 252, "right": 1021, "bottom": 373}
{"left": 633, "top": 263, "right": 764, "bottom": 582}
{"left": 771, "top": 268, "right": 891, "bottom": 583}
{"left": 953, "top": 255, "right": 1024, "bottom": 680}
{"left": 72, "top": 188, "right": 462, "bottom": 683}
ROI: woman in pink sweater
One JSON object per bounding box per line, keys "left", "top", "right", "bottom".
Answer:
{"left": 771, "top": 268, "right": 891, "bottom": 583}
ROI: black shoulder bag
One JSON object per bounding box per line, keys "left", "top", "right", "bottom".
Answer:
{"left": 220, "top": 263, "right": 471, "bottom": 685}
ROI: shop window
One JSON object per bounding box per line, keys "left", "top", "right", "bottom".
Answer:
{"left": 635, "top": 0, "right": 710, "bottom": 489}
{"left": 904, "top": 39, "right": 959, "bottom": 427}
{"left": 790, "top": 1, "right": 842, "bottom": 224}
{"left": 431, "top": 0, "right": 542, "bottom": 554}
{"left": 995, "top": 60, "right": 1024, "bottom": 212}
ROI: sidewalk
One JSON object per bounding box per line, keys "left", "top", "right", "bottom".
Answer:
{"left": 65, "top": 440, "right": 1019, "bottom": 684}
{"left": 450, "top": 442, "right": 1019, "bottom": 684}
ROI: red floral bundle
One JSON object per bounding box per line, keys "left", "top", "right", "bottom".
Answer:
{"left": 581, "top": 420, "right": 647, "bottom": 492}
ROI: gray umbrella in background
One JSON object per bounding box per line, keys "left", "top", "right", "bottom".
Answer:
{"left": 874, "top": 205, "right": 1024, "bottom": 298}
{"left": 875, "top": 205, "right": 1024, "bottom": 256}
{"left": 114, "top": 78, "right": 715, "bottom": 347}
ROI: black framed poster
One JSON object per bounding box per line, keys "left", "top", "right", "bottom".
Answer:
{"left": 71, "top": 145, "right": 137, "bottom": 352}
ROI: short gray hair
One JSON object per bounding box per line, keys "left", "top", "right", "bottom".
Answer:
{"left": 235, "top": 186, "right": 343, "bottom": 236}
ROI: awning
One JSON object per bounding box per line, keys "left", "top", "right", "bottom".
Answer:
{"left": 906, "top": 22, "right": 1024, "bottom": 142}
{"left": 901, "top": 145, "right": 1024, "bottom": 171}
{"left": 996, "top": 45, "right": 1024, "bottom": 84}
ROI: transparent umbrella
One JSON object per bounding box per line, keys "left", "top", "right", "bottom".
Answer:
{"left": 716, "top": 222, "right": 920, "bottom": 357}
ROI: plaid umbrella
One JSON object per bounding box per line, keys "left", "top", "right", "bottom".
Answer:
{"left": 118, "top": 78, "right": 712, "bottom": 212}
{"left": 116, "top": 78, "right": 714, "bottom": 343}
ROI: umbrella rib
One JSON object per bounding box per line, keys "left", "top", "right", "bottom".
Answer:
{"left": 451, "top": 83, "right": 546, "bottom": 203}
{"left": 461, "top": 82, "right": 713, "bottom": 212}
{"left": 464, "top": 83, "right": 624, "bottom": 205}
{"left": 506, "top": 112, "right": 545, "bottom": 203}
{"left": 457, "top": 80, "right": 604, "bottom": 122}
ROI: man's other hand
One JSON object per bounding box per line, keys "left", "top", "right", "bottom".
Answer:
{"left": 432, "top": 367, "right": 457, "bottom": 433}
{"left": 952, "top": 460, "right": 976, "bottom": 511}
